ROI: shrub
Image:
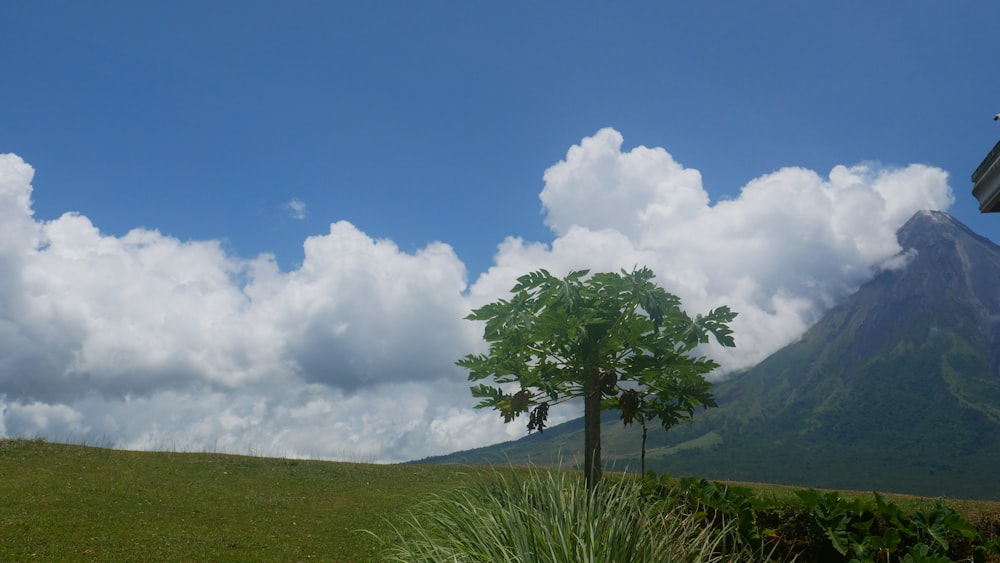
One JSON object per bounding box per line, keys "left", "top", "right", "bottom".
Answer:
{"left": 377, "top": 468, "right": 737, "bottom": 562}
{"left": 641, "top": 471, "right": 1000, "bottom": 563}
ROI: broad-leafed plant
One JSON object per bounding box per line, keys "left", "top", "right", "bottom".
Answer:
{"left": 457, "top": 267, "right": 736, "bottom": 488}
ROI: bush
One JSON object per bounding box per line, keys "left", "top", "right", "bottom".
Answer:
{"left": 377, "top": 468, "right": 739, "bottom": 562}
{"left": 641, "top": 471, "right": 1000, "bottom": 563}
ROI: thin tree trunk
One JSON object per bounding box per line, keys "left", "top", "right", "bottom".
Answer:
{"left": 641, "top": 423, "right": 647, "bottom": 476}
{"left": 584, "top": 367, "right": 602, "bottom": 489}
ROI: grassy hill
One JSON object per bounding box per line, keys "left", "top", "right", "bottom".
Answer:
{"left": 4, "top": 438, "right": 1000, "bottom": 561}
{"left": 0, "top": 438, "right": 495, "bottom": 562}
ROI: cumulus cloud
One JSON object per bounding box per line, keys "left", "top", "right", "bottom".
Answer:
{"left": 472, "top": 128, "right": 953, "bottom": 369}
{"left": 0, "top": 153, "right": 525, "bottom": 461}
{"left": 0, "top": 130, "right": 954, "bottom": 461}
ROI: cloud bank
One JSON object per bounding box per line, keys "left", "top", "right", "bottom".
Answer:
{"left": 0, "top": 129, "right": 953, "bottom": 460}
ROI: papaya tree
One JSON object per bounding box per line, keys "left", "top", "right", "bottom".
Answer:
{"left": 457, "top": 267, "right": 736, "bottom": 489}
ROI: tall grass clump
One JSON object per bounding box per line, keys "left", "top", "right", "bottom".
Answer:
{"left": 378, "top": 468, "right": 738, "bottom": 562}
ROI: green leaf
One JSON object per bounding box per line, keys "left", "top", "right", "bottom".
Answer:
{"left": 455, "top": 266, "right": 737, "bottom": 486}
{"left": 819, "top": 512, "right": 850, "bottom": 556}
{"left": 868, "top": 526, "right": 901, "bottom": 553}
{"left": 913, "top": 506, "right": 950, "bottom": 551}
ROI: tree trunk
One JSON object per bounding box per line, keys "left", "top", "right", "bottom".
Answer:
{"left": 584, "top": 367, "right": 603, "bottom": 489}
{"left": 641, "top": 423, "right": 647, "bottom": 476}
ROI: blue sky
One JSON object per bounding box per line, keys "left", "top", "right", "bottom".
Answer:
{"left": 1, "top": 2, "right": 998, "bottom": 461}
{"left": 6, "top": 2, "right": 999, "bottom": 276}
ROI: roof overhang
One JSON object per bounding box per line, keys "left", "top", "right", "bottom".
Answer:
{"left": 972, "top": 138, "right": 1000, "bottom": 213}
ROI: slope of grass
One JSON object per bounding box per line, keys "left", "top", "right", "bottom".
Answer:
{"left": 4, "top": 438, "right": 1000, "bottom": 561}
{"left": 0, "top": 438, "right": 492, "bottom": 561}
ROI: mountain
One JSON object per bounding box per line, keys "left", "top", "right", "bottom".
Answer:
{"left": 415, "top": 211, "right": 1000, "bottom": 500}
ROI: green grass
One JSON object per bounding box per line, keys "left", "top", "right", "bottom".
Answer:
{"left": 0, "top": 438, "right": 493, "bottom": 561}
{"left": 378, "top": 468, "right": 740, "bottom": 562}
{"left": 4, "top": 438, "right": 1000, "bottom": 561}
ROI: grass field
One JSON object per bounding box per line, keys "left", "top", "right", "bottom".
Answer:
{"left": 0, "top": 439, "right": 496, "bottom": 561}
{"left": 3, "top": 438, "right": 999, "bottom": 561}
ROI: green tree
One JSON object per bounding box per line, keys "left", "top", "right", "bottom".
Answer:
{"left": 457, "top": 267, "right": 736, "bottom": 488}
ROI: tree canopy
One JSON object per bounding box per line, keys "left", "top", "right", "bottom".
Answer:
{"left": 457, "top": 267, "right": 736, "bottom": 487}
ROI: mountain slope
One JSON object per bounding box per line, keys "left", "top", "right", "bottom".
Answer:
{"left": 416, "top": 211, "right": 1000, "bottom": 500}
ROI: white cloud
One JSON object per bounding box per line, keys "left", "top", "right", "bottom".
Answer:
{"left": 540, "top": 129, "right": 708, "bottom": 239}
{"left": 472, "top": 128, "right": 953, "bottom": 370}
{"left": 0, "top": 131, "right": 955, "bottom": 461}
{"left": 285, "top": 197, "right": 307, "bottom": 220}
{"left": 0, "top": 153, "right": 496, "bottom": 461}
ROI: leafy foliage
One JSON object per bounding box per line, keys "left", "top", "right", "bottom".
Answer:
{"left": 786, "top": 488, "right": 990, "bottom": 561}
{"left": 642, "top": 472, "right": 781, "bottom": 559}
{"left": 458, "top": 267, "right": 736, "bottom": 486}
{"left": 639, "top": 469, "right": 999, "bottom": 562}
{"left": 460, "top": 267, "right": 735, "bottom": 426}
